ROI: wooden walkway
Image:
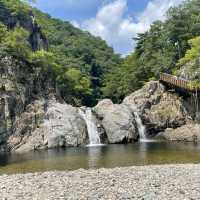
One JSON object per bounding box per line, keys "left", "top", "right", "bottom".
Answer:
{"left": 159, "top": 73, "right": 200, "bottom": 93}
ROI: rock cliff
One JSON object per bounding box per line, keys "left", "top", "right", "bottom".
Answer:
{"left": 0, "top": 56, "right": 90, "bottom": 152}
{"left": 0, "top": 58, "right": 199, "bottom": 153}
{"left": 8, "top": 99, "right": 88, "bottom": 153}
{"left": 0, "top": 6, "right": 48, "bottom": 52}
{"left": 123, "top": 81, "right": 189, "bottom": 136}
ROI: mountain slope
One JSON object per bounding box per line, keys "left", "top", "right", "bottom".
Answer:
{"left": 103, "top": 0, "right": 200, "bottom": 102}
{"left": 0, "top": 0, "right": 121, "bottom": 106}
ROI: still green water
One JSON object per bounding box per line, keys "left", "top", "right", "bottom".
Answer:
{"left": 1, "top": 142, "right": 200, "bottom": 175}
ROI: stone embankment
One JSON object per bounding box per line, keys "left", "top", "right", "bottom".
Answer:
{"left": 1, "top": 164, "right": 200, "bottom": 200}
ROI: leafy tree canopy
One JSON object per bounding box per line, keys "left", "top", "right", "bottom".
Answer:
{"left": 103, "top": 0, "right": 200, "bottom": 102}
{"left": 0, "top": 0, "right": 120, "bottom": 106}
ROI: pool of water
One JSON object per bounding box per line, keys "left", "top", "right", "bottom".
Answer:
{"left": 1, "top": 142, "right": 200, "bottom": 175}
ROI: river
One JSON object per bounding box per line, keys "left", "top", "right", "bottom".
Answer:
{"left": 1, "top": 142, "right": 200, "bottom": 174}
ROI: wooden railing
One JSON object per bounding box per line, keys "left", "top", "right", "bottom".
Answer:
{"left": 160, "top": 73, "right": 200, "bottom": 92}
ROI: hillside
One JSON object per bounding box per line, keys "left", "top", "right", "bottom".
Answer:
{"left": 103, "top": 0, "right": 200, "bottom": 102}
{"left": 0, "top": 0, "right": 121, "bottom": 106}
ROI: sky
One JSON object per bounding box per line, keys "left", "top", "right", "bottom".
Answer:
{"left": 32, "top": 0, "right": 185, "bottom": 55}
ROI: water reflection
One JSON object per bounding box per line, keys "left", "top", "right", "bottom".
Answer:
{"left": 1, "top": 142, "right": 200, "bottom": 174}
{"left": 87, "top": 146, "right": 103, "bottom": 168}
{"left": 139, "top": 141, "right": 148, "bottom": 160}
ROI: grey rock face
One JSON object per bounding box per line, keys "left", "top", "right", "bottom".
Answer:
{"left": 7, "top": 99, "right": 46, "bottom": 152}
{"left": 158, "top": 124, "right": 200, "bottom": 142}
{"left": 123, "top": 81, "right": 188, "bottom": 136}
{"left": 123, "top": 81, "right": 165, "bottom": 113}
{"left": 143, "top": 92, "right": 187, "bottom": 134}
{"left": 0, "top": 56, "right": 56, "bottom": 152}
{"left": 94, "top": 99, "right": 138, "bottom": 143}
{"left": 8, "top": 100, "right": 87, "bottom": 153}
{"left": 1, "top": 8, "right": 48, "bottom": 51}
{"left": 43, "top": 101, "right": 87, "bottom": 149}
{"left": 0, "top": 56, "right": 88, "bottom": 153}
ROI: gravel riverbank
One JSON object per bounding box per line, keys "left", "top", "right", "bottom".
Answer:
{"left": 1, "top": 164, "right": 200, "bottom": 200}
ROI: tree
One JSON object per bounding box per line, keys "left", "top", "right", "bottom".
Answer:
{"left": 0, "top": 0, "right": 120, "bottom": 106}
{"left": 0, "top": 22, "right": 8, "bottom": 55}
{"left": 2, "top": 26, "right": 31, "bottom": 59}
{"left": 103, "top": 0, "right": 200, "bottom": 102}
{"left": 102, "top": 54, "right": 144, "bottom": 102}
{"left": 58, "top": 68, "right": 92, "bottom": 106}
{"left": 0, "top": 22, "right": 7, "bottom": 42}
{"left": 178, "top": 36, "right": 200, "bottom": 66}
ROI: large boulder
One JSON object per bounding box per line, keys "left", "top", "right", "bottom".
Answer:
{"left": 8, "top": 100, "right": 87, "bottom": 153}
{"left": 43, "top": 101, "right": 87, "bottom": 148}
{"left": 123, "top": 81, "right": 165, "bottom": 112}
{"left": 143, "top": 92, "right": 187, "bottom": 134}
{"left": 123, "top": 81, "right": 188, "bottom": 136}
{"left": 158, "top": 124, "right": 200, "bottom": 142}
{"left": 94, "top": 99, "right": 137, "bottom": 143}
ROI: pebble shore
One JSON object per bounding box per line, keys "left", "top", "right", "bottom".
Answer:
{"left": 1, "top": 164, "right": 200, "bottom": 200}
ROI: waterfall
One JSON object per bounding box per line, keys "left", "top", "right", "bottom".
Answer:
{"left": 133, "top": 110, "right": 147, "bottom": 141}
{"left": 79, "top": 108, "right": 101, "bottom": 146}
{"left": 192, "top": 89, "right": 200, "bottom": 120}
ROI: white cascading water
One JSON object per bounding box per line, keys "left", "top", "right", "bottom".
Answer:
{"left": 79, "top": 108, "right": 101, "bottom": 146}
{"left": 193, "top": 89, "right": 200, "bottom": 120}
{"left": 133, "top": 110, "right": 147, "bottom": 141}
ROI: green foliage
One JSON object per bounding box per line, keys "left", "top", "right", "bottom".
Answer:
{"left": 0, "top": 0, "right": 120, "bottom": 106}
{"left": 0, "top": 22, "right": 7, "bottom": 42}
{"left": 64, "top": 68, "right": 91, "bottom": 94}
{"left": 31, "top": 7, "right": 121, "bottom": 104}
{"left": 102, "top": 54, "right": 143, "bottom": 102}
{"left": 1, "top": 0, "right": 199, "bottom": 105}
{"left": 103, "top": 0, "right": 200, "bottom": 102}
{"left": 135, "top": 21, "right": 177, "bottom": 77}
{"left": 1, "top": 0, "right": 31, "bottom": 16}
{"left": 189, "top": 80, "right": 200, "bottom": 89}
{"left": 1, "top": 26, "right": 31, "bottom": 59}
{"left": 0, "top": 22, "right": 7, "bottom": 54}
{"left": 32, "top": 3, "right": 120, "bottom": 105}
{"left": 30, "top": 50, "right": 56, "bottom": 69}
{"left": 175, "top": 36, "right": 200, "bottom": 85}
{"left": 178, "top": 36, "right": 200, "bottom": 66}
{"left": 65, "top": 68, "right": 92, "bottom": 102}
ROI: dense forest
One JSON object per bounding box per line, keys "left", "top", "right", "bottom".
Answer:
{"left": 0, "top": 0, "right": 200, "bottom": 105}
{"left": 104, "top": 0, "right": 200, "bottom": 102}
{"left": 0, "top": 0, "right": 121, "bottom": 106}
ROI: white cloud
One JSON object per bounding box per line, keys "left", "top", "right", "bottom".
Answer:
{"left": 137, "top": 0, "right": 185, "bottom": 31}
{"left": 71, "top": 21, "right": 80, "bottom": 28}
{"left": 75, "top": 0, "right": 185, "bottom": 55}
